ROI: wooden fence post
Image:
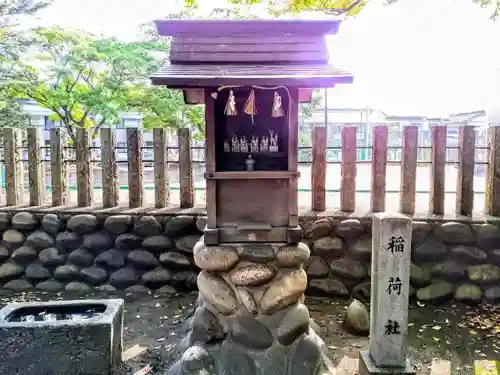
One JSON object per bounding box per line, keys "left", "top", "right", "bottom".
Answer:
{"left": 456, "top": 125, "right": 475, "bottom": 216}
{"left": 27, "top": 127, "right": 45, "bottom": 206}
{"left": 101, "top": 128, "right": 119, "bottom": 207}
{"left": 127, "top": 128, "right": 144, "bottom": 208}
{"left": 76, "top": 128, "right": 93, "bottom": 207}
{"left": 400, "top": 125, "right": 418, "bottom": 215}
{"left": 429, "top": 125, "right": 446, "bottom": 215}
{"left": 178, "top": 128, "right": 194, "bottom": 208}
{"left": 371, "top": 125, "right": 388, "bottom": 212}
{"left": 341, "top": 125, "right": 357, "bottom": 212}
{"left": 311, "top": 126, "right": 326, "bottom": 211}
{"left": 50, "top": 128, "right": 68, "bottom": 206}
{"left": 153, "top": 128, "right": 169, "bottom": 208}
{"left": 3, "top": 128, "right": 22, "bottom": 206}
{"left": 485, "top": 126, "right": 500, "bottom": 216}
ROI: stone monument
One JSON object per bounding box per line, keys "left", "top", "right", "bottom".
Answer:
{"left": 359, "top": 213, "right": 415, "bottom": 375}
{"left": 150, "top": 20, "right": 353, "bottom": 375}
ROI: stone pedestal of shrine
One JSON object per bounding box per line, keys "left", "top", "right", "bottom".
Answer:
{"left": 165, "top": 239, "right": 335, "bottom": 375}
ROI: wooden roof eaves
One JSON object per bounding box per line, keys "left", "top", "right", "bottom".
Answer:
{"left": 151, "top": 75, "right": 353, "bottom": 88}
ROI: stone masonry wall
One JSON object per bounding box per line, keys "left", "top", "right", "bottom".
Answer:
{"left": 0, "top": 212, "right": 204, "bottom": 294}
{"left": 301, "top": 217, "right": 500, "bottom": 305}
{"left": 0, "top": 211, "right": 498, "bottom": 305}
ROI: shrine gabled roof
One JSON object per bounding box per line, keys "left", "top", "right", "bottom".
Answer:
{"left": 151, "top": 19, "right": 353, "bottom": 88}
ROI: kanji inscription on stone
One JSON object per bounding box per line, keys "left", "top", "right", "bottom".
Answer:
{"left": 369, "top": 212, "right": 412, "bottom": 368}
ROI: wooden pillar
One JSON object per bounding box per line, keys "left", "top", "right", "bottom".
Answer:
{"left": 178, "top": 128, "right": 194, "bottom": 208}
{"left": 341, "top": 125, "right": 357, "bottom": 212}
{"left": 4, "top": 128, "right": 23, "bottom": 206}
{"left": 204, "top": 90, "right": 216, "bottom": 226}
{"left": 456, "top": 125, "right": 475, "bottom": 216}
{"left": 485, "top": 126, "right": 500, "bottom": 216}
{"left": 76, "top": 128, "right": 93, "bottom": 207}
{"left": 311, "top": 126, "right": 326, "bottom": 211}
{"left": 127, "top": 128, "right": 144, "bottom": 208}
{"left": 371, "top": 125, "right": 388, "bottom": 212}
{"left": 50, "top": 128, "right": 68, "bottom": 206}
{"left": 153, "top": 128, "right": 170, "bottom": 208}
{"left": 429, "top": 125, "right": 446, "bottom": 215}
{"left": 27, "top": 128, "right": 45, "bottom": 206}
{"left": 400, "top": 126, "right": 418, "bottom": 215}
{"left": 101, "top": 128, "right": 119, "bottom": 207}
{"left": 288, "top": 88, "right": 299, "bottom": 227}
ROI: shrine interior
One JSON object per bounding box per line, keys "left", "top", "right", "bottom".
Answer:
{"left": 214, "top": 87, "right": 289, "bottom": 172}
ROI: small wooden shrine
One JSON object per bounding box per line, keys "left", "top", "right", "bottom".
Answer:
{"left": 151, "top": 19, "right": 354, "bottom": 375}
{"left": 151, "top": 20, "right": 353, "bottom": 245}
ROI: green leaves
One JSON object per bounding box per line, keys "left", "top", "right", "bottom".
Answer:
{"left": 184, "top": 0, "right": 500, "bottom": 18}
{"left": 301, "top": 89, "right": 322, "bottom": 119}
{"left": 4, "top": 27, "right": 158, "bottom": 139}
{"left": 474, "top": 0, "right": 500, "bottom": 19}
{"left": 186, "top": 0, "right": 368, "bottom": 16}
{"left": 136, "top": 86, "right": 204, "bottom": 137}
{"left": 0, "top": 0, "right": 51, "bottom": 129}
{"left": 4, "top": 24, "right": 205, "bottom": 141}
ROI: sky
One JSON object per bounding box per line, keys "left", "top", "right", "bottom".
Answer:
{"left": 28, "top": 0, "right": 500, "bottom": 117}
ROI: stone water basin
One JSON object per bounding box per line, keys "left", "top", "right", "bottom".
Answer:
{"left": 0, "top": 299, "right": 124, "bottom": 375}
{"left": 5, "top": 302, "right": 106, "bottom": 322}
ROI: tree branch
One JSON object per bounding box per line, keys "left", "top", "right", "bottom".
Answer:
{"left": 323, "top": 0, "right": 365, "bottom": 15}
{"left": 66, "top": 67, "right": 85, "bottom": 93}
{"left": 79, "top": 109, "right": 90, "bottom": 127}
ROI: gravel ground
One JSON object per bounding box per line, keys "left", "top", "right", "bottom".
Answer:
{"left": 0, "top": 290, "right": 498, "bottom": 375}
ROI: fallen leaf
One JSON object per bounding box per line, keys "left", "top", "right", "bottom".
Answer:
{"left": 133, "top": 364, "right": 153, "bottom": 375}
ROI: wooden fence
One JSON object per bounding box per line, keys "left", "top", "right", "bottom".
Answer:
{"left": 1, "top": 125, "right": 499, "bottom": 217}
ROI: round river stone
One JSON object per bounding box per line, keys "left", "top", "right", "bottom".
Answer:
{"left": 260, "top": 268, "right": 307, "bottom": 314}
{"left": 193, "top": 241, "right": 239, "bottom": 271}
{"left": 197, "top": 271, "right": 237, "bottom": 315}
{"left": 229, "top": 264, "right": 275, "bottom": 286}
